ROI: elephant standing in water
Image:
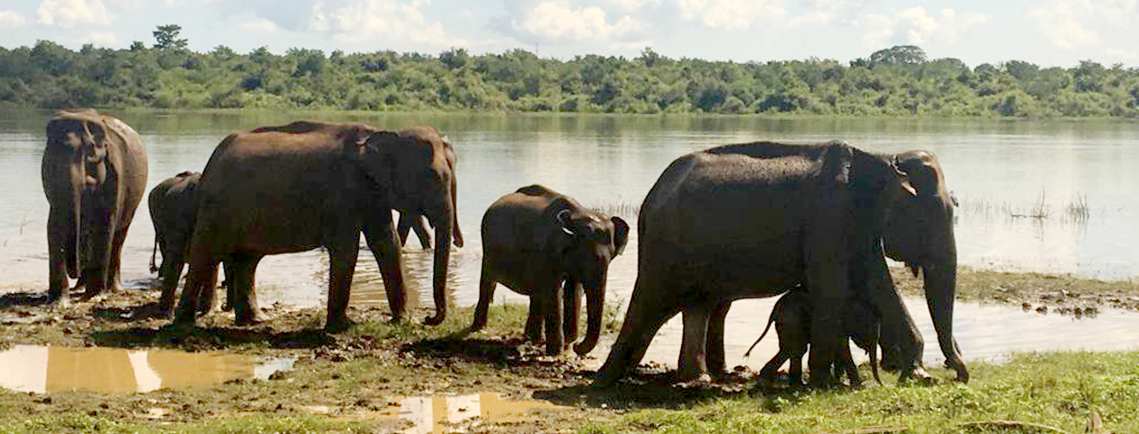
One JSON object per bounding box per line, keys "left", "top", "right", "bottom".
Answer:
{"left": 174, "top": 123, "right": 460, "bottom": 331}
{"left": 42, "top": 109, "right": 148, "bottom": 302}
{"left": 470, "top": 185, "right": 629, "bottom": 355}
{"left": 595, "top": 141, "right": 966, "bottom": 387}
{"left": 148, "top": 171, "right": 231, "bottom": 316}
{"left": 398, "top": 138, "right": 463, "bottom": 250}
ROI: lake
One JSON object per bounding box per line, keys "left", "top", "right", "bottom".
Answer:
{"left": 2, "top": 109, "right": 1137, "bottom": 369}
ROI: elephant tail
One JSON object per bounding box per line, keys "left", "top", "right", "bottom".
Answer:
{"left": 149, "top": 237, "right": 159, "bottom": 274}
{"left": 744, "top": 308, "right": 778, "bottom": 358}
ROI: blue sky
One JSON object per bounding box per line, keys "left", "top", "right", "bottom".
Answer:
{"left": 0, "top": 0, "right": 1136, "bottom": 67}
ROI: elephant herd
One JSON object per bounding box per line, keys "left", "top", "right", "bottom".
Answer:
{"left": 41, "top": 109, "right": 967, "bottom": 388}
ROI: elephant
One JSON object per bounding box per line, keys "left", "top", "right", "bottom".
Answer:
{"left": 42, "top": 109, "right": 148, "bottom": 302}
{"left": 398, "top": 138, "right": 463, "bottom": 250}
{"left": 470, "top": 185, "right": 629, "bottom": 356}
{"left": 148, "top": 171, "right": 232, "bottom": 316}
{"left": 594, "top": 140, "right": 966, "bottom": 388}
{"left": 744, "top": 290, "right": 881, "bottom": 386}
{"left": 173, "top": 122, "right": 460, "bottom": 331}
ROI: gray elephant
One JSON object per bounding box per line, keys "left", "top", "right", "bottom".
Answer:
{"left": 398, "top": 139, "right": 463, "bottom": 250}
{"left": 174, "top": 123, "right": 460, "bottom": 331}
{"left": 148, "top": 171, "right": 232, "bottom": 316}
{"left": 42, "top": 109, "right": 148, "bottom": 302}
{"left": 595, "top": 141, "right": 966, "bottom": 387}
{"left": 470, "top": 185, "right": 629, "bottom": 355}
{"left": 744, "top": 291, "right": 881, "bottom": 386}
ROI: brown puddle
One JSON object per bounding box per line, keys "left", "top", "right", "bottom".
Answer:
{"left": 369, "top": 392, "right": 565, "bottom": 434}
{"left": 0, "top": 345, "right": 294, "bottom": 394}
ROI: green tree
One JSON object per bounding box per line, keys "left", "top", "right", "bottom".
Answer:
{"left": 153, "top": 24, "right": 188, "bottom": 51}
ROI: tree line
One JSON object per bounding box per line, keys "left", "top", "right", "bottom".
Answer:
{"left": 1, "top": 26, "right": 1138, "bottom": 117}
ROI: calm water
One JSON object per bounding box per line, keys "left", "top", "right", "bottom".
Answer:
{"left": 2, "top": 110, "right": 1138, "bottom": 368}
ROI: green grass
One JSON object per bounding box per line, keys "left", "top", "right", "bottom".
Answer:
{"left": 0, "top": 415, "right": 372, "bottom": 434}
{"left": 583, "top": 352, "right": 1139, "bottom": 433}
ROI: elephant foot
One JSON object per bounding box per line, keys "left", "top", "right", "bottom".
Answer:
{"left": 235, "top": 311, "right": 264, "bottom": 327}
{"left": 325, "top": 316, "right": 356, "bottom": 333}
{"left": 46, "top": 294, "right": 70, "bottom": 309}
{"left": 423, "top": 313, "right": 446, "bottom": 326}
{"left": 897, "top": 365, "right": 936, "bottom": 386}
{"left": 77, "top": 289, "right": 106, "bottom": 302}
{"left": 674, "top": 366, "right": 710, "bottom": 384}
{"left": 675, "top": 372, "right": 712, "bottom": 386}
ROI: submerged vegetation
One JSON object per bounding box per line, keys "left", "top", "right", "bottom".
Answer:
{"left": 2, "top": 27, "right": 1139, "bottom": 117}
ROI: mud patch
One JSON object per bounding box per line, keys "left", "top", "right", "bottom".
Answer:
{"left": 0, "top": 345, "right": 293, "bottom": 394}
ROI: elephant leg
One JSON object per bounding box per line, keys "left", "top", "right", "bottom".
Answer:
{"left": 524, "top": 299, "right": 543, "bottom": 343}
{"left": 541, "top": 284, "right": 565, "bottom": 355}
{"left": 411, "top": 215, "right": 432, "bottom": 250}
{"left": 156, "top": 249, "right": 185, "bottom": 318}
{"left": 363, "top": 208, "right": 407, "bottom": 322}
{"left": 469, "top": 262, "right": 496, "bottom": 331}
{"left": 804, "top": 259, "right": 847, "bottom": 387}
{"left": 325, "top": 239, "right": 361, "bottom": 333}
{"left": 106, "top": 226, "right": 129, "bottom": 293}
{"left": 706, "top": 301, "right": 731, "bottom": 377}
{"left": 230, "top": 254, "right": 262, "bottom": 326}
{"left": 677, "top": 303, "right": 712, "bottom": 382}
{"left": 788, "top": 351, "right": 805, "bottom": 386}
{"left": 46, "top": 206, "right": 72, "bottom": 303}
{"left": 838, "top": 339, "right": 862, "bottom": 387}
{"left": 221, "top": 261, "right": 234, "bottom": 312}
{"left": 396, "top": 213, "right": 412, "bottom": 247}
{"left": 174, "top": 260, "right": 217, "bottom": 327}
{"left": 79, "top": 202, "right": 115, "bottom": 298}
{"left": 594, "top": 275, "right": 678, "bottom": 387}
{"left": 760, "top": 351, "right": 788, "bottom": 381}
{"left": 562, "top": 279, "right": 581, "bottom": 346}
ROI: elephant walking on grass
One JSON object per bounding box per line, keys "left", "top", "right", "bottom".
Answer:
{"left": 470, "top": 185, "right": 629, "bottom": 355}
{"left": 744, "top": 290, "right": 881, "bottom": 386}
{"left": 174, "top": 122, "right": 460, "bottom": 331}
{"left": 595, "top": 141, "right": 966, "bottom": 387}
{"left": 42, "top": 109, "right": 148, "bottom": 303}
{"left": 148, "top": 171, "right": 231, "bottom": 317}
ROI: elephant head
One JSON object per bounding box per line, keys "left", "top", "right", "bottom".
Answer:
{"left": 357, "top": 126, "right": 460, "bottom": 325}
{"left": 552, "top": 207, "right": 629, "bottom": 355}
{"left": 42, "top": 109, "right": 130, "bottom": 297}
{"left": 880, "top": 150, "right": 967, "bottom": 383}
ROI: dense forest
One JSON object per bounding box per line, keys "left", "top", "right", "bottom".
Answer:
{"left": 2, "top": 26, "right": 1138, "bottom": 117}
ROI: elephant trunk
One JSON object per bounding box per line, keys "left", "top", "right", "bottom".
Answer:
{"left": 923, "top": 254, "right": 968, "bottom": 383}
{"left": 64, "top": 161, "right": 83, "bottom": 278}
{"left": 423, "top": 204, "right": 453, "bottom": 326}
{"left": 574, "top": 271, "right": 607, "bottom": 355}
{"left": 448, "top": 170, "right": 463, "bottom": 248}
{"left": 869, "top": 341, "right": 882, "bottom": 385}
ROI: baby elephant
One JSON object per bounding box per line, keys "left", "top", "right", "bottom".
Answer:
{"left": 470, "top": 185, "right": 629, "bottom": 356}
{"left": 149, "top": 171, "right": 229, "bottom": 317}
{"left": 745, "top": 291, "right": 881, "bottom": 386}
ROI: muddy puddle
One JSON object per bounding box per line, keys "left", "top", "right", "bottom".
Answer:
{"left": 365, "top": 392, "right": 564, "bottom": 434}
{"left": 0, "top": 345, "right": 293, "bottom": 394}
{"left": 585, "top": 297, "right": 1139, "bottom": 372}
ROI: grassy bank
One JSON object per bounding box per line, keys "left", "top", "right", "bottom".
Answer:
{"left": 0, "top": 268, "right": 1137, "bottom": 432}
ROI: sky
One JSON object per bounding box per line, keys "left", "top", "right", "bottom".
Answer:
{"left": 0, "top": 0, "right": 1136, "bottom": 67}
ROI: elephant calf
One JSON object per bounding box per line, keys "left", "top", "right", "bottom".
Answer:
{"left": 470, "top": 185, "right": 629, "bottom": 356}
{"left": 148, "top": 171, "right": 230, "bottom": 316}
{"left": 745, "top": 291, "right": 881, "bottom": 386}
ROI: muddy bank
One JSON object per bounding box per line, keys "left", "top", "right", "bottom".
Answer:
{"left": 894, "top": 267, "right": 1139, "bottom": 314}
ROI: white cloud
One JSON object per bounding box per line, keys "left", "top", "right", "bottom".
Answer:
{"left": 859, "top": 7, "right": 988, "bottom": 48}
{"left": 677, "top": 0, "right": 785, "bottom": 30}
{"left": 608, "top": 0, "right": 660, "bottom": 12}
{"left": 0, "top": 10, "right": 28, "bottom": 28}
{"left": 513, "top": 1, "right": 644, "bottom": 43}
{"left": 310, "top": 0, "right": 463, "bottom": 50}
{"left": 37, "top": 0, "right": 112, "bottom": 28}
{"left": 239, "top": 17, "right": 279, "bottom": 33}
{"left": 1030, "top": 0, "right": 1105, "bottom": 50}
{"left": 788, "top": 0, "right": 862, "bottom": 27}
{"left": 78, "top": 31, "right": 118, "bottom": 46}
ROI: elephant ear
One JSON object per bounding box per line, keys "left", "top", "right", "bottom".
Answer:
{"left": 359, "top": 130, "right": 399, "bottom": 154}
{"left": 893, "top": 152, "right": 943, "bottom": 198}
{"left": 611, "top": 216, "right": 629, "bottom": 256}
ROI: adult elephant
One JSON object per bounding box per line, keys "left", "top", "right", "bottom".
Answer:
{"left": 173, "top": 122, "right": 459, "bottom": 331}
{"left": 398, "top": 138, "right": 463, "bottom": 250}
{"left": 42, "top": 109, "right": 148, "bottom": 303}
{"left": 594, "top": 141, "right": 966, "bottom": 387}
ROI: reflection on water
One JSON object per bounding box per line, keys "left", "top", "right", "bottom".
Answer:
{"left": 378, "top": 392, "right": 564, "bottom": 434}
{"left": 586, "top": 297, "right": 1139, "bottom": 373}
{"left": 0, "top": 345, "right": 294, "bottom": 394}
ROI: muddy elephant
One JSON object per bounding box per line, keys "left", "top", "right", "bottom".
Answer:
{"left": 594, "top": 141, "right": 966, "bottom": 387}
{"left": 745, "top": 291, "right": 881, "bottom": 386}
{"left": 398, "top": 139, "right": 463, "bottom": 250}
{"left": 148, "top": 171, "right": 232, "bottom": 316}
{"left": 174, "top": 122, "right": 460, "bottom": 331}
{"left": 470, "top": 185, "right": 629, "bottom": 355}
{"left": 42, "top": 109, "right": 148, "bottom": 302}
